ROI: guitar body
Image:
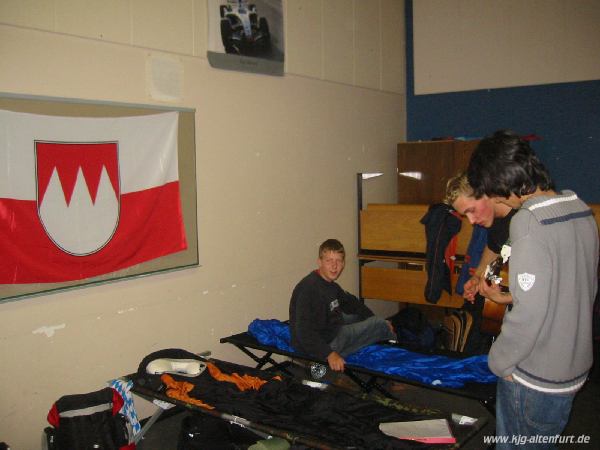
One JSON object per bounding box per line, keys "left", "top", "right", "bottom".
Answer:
{"left": 481, "top": 299, "right": 506, "bottom": 336}
{"left": 481, "top": 257, "right": 509, "bottom": 336}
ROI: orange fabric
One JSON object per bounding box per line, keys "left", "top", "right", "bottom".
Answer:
{"left": 160, "top": 374, "right": 214, "bottom": 410}
{"left": 205, "top": 362, "right": 281, "bottom": 391}
{"left": 159, "top": 363, "right": 281, "bottom": 410}
{"left": 445, "top": 235, "right": 458, "bottom": 274}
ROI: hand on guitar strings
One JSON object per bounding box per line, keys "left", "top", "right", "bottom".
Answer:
{"left": 478, "top": 277, "right": 513, "bottom": 305}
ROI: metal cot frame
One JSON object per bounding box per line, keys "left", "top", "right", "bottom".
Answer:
{"left": 220, "top": 331, "right": 496, "bottom": 416}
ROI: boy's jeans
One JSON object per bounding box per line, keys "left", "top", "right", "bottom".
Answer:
{"left": 330, "top": 315, "right": 394, "bottom": 357}
{"left": 495, "top": 377, "right": 575, "bottom": 450}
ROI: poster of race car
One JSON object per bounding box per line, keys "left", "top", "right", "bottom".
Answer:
{"left": 207, "top": 0, "right": 284, "bottom": 75}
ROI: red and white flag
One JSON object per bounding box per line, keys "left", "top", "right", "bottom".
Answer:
{"left": 0, "top": 110, "right": 187, "bottom": 283}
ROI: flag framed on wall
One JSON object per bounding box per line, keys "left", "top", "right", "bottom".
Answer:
{"left": 0, "top": 94, "right": 199, "bottom": 302}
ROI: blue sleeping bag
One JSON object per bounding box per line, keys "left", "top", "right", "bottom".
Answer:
{"left": 248, "top": 318, "right": 496, "bottom": 388}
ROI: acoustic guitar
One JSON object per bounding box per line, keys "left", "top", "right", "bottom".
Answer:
{"left": 480, "top": 255, "right": 509, "bottom": 336}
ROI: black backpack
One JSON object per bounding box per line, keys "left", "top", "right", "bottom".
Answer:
{"left": 45, "top": 387, "right": 135, "bottom": 450}
{"left": 389, "top": 307, "right": 436, "bottom": 352}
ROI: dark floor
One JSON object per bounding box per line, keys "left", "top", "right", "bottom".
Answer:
{"left": 136, "top": 362, "right": 600, "bottom": 450}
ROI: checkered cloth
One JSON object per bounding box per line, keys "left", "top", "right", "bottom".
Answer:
{"left": 109, "top": 378, "right": 142, "bottom": 436}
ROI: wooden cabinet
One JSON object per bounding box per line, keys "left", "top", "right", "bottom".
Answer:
{"left": 397, "top": 140, "right": 479, "bottom": 204}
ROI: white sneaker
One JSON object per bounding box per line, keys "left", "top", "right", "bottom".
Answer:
{"left": 146, "top": 358, "right": 206, "bottom": 377}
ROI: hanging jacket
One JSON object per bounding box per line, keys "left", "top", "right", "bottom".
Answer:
{"left": 420, "top": 203, "right": 462, "bottom": 303}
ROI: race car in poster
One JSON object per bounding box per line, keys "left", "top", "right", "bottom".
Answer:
{"left": 220, "top": 0, "right": 272, "bottom": 57}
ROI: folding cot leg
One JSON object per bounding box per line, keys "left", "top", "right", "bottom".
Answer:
{"left": 342, "top": 370, "right": 394, "bottom": 399}
{"left": 133, "top": 405, "right": 165, "bottom": 445}
{"left": 233, "top": 344, "right": 294, "bottom": 376}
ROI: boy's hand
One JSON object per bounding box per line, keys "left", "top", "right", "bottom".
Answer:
{"left": 463, "top": 275, "right": 480, "bottom": 303}
{"left": 327, "top": 351, "right": 345, "bottom": 372}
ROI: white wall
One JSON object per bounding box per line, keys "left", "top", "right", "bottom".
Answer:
{"left": 413, "top": 0, "right": 600, "bottom": 94}
{"left": 0, "top": 1, "right": 405, "bottom": 447}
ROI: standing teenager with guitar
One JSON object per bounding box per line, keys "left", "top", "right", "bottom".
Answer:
{"left": 468, "top": 130, "right": 599, "bottom": 450}
{"left": 445, "top": 174, "right": 515, "bottom": 348}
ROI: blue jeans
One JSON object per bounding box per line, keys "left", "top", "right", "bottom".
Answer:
{"left": 495, "top": 377, "right": 575, "bottom": 450}
{"left": 329, "top": 315, "right": 394, "bottom": 357}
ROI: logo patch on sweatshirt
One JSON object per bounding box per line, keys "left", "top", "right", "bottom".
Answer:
{"left": 518, "top": 272, "right": 535, "bottom": 291}
{"left": 330, "top": 299, "right": 339, "bottom": 311}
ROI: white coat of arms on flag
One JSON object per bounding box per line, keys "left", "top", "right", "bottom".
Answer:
{"left": 517, "top": 272, "right": 536, "bottom": 291}
{"left": 36, "top": 141, "right": 121, "bottom": 256}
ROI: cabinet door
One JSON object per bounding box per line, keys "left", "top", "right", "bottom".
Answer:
{"left": 397, "top": 140, "right": 478, "bottom": 204}
{"left": 453, "top": 140, "right": 479, "bottom": 174}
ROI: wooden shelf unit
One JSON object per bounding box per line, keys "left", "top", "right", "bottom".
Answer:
{"left": 358, "top": 202, "right": 470, "bottom": 308}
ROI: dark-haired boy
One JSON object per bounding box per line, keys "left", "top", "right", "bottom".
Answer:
{"left": 468, "top": 130, "right": 599, "bottom": 447}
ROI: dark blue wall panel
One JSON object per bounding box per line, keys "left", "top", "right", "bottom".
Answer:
{"left": 405, "top": 1, "right": 600, "bottom": 203}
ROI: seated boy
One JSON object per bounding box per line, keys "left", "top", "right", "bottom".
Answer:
{"left": 289, "top": 239, "right": 395, "bottom": 372}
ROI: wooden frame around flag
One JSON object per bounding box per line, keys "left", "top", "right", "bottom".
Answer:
{"left": 0, "top": 93, "right": 199, "bottom": 303}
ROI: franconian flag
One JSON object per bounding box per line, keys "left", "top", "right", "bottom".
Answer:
{"left": 0, "top": 110, "right": 187, "bottom": 283}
